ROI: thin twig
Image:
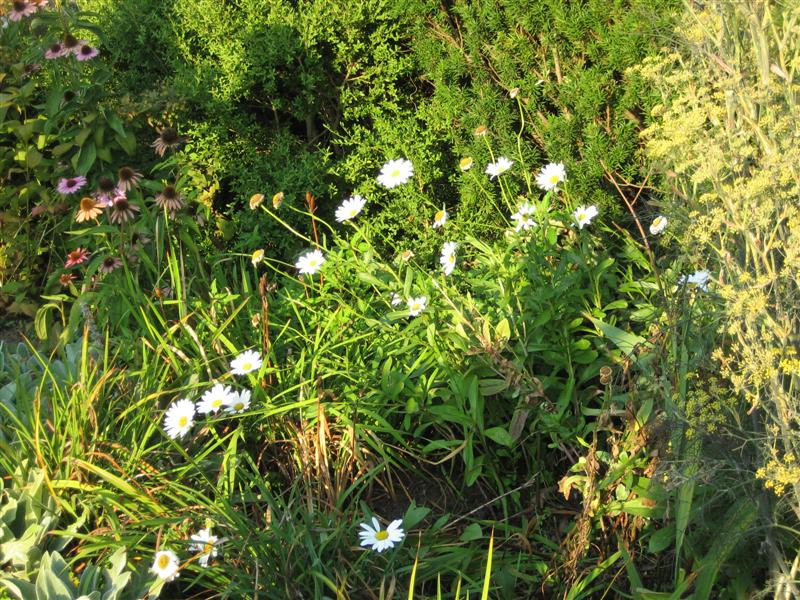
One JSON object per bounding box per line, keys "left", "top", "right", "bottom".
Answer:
{"left": 440, "top": 474, "right": 539, "bottom": 532}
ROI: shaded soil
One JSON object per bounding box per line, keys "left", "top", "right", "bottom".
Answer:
{"left": 0, "top": 321, "right": 26, "bottom": 346}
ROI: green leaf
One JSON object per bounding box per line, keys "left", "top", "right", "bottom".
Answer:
{"left": 35, "top": 553, "right": 73, "bottom": 600}
{"left": 104, "top": 111, "right": 126, "bottom": 137}
{"left": 34, "top": 303, "right": 61, "bottom": 340}
{"left": 403, "top": 502, "right": 430, "bottom": 530}
{"left": 459, "top": 523, "right": 482, "bottom": 542}
{"left": 114, "top": 131, "right": 136, "bottom": 155}
{"left": 52, "top": 142, "right": 75, "bottom": 158}
{"left": 648, "top": 525, "right": 675, "bottom": 554}
{"left": 693, "top": 498, "right": 757, "bottom": 600}
{"left": 495, "top": 317, "right": 510, "bottom": 341}
{"left": 0, "top": 578, "right": 36, "bottom": 600}
{"left": 428, "top": 404, "right": 472, "bottom": 427}
{"left": 356, "top": 271, "right": 383, "bottom": 287}
{"left": 76, "top": 142, "right": 97, "bottom": 175}
{"left": 588, "top": 316, "right": 647, "bottom": 358}
{"left": 74, "top": 127, "right": 92, "bottom": 147}
{"left": 484, "top": 426, "right": 513, "bottom": 447}
{"left": 25, "top": 147, "right": 42, "bottom": 169}
{"left": 603, "top": 299, "right": 628, "bottom": 311}
{"left": 478, "top": 378, "right": 507, "bottom": 396}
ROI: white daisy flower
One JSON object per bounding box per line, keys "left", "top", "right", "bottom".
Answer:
{"left": 296, "top": 249, "right": 325, "bottom": 275}
{"left": 251, "top": 249, "right": 265, "bottom": 266}
{"left": 682, "top": 269, "right": 711, "bottom": 290}
{"left": 510, "top": 202, "right": 536, "bottom": 232}
{"left": 573, "top": 205, "right": 599, "bottom": 229}
{"left": 163, "top": 399, "right": 196, "bottom": 439}
{"left": 230, "top": 350, "right": 262, "bottom": 375}
{"left": 150, "top": 550, "right": 180, "bottom": 581}
{"left": 224, "top": 389, "right": 251, "bottom": 414}
{"left": 197, "top": 383, "right": 236, "bottom": 415}
{"left": 358, "top": 517, "right": 405, "bottom": 553}
{"left": 390, "top": 293, "right": 403, "bottom": 307}
{"left": 511, "top": 213, "right": 537, "bottom": 232}
{"left": 433, "top": 208, "right": 447, "bottom": 229}
{"left": 377, "top": 158, "right": 414, "bottom": 188}
{"left": 516, "top": 202, "right": 535, "bottom": 215}
{"left": 407, "top": 296, "right": 427, "bottom": 317}
{"left": 440, "top": 241, "right": 457, "bottom": 276}
{"left": 485, "top": 157, "right": 514, "bottom": 180}
{"left": 189, "top": 528, "right": 220, "bottom": 567}
{"left": 335, "top": 194, "right": 367, "bottom": 222}
{"left": 535, "top": 162, "right": 566, "bottom": 191}
{"left": 649, "top": 215, "right": 668, "bottom": 235}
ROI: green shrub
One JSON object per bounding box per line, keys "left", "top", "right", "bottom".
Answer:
{"left": 79, "top": 0, "right": 678, "bottom": 265}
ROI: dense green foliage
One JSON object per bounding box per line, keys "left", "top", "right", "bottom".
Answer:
{"left": 2, "top": 0, "right": 797, "bottom": 598}
{"left": 80, "top": 0, "right": 677, "bottom": 258}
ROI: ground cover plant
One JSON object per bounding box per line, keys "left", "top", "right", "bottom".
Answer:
{"left": 1, "top": 0, "right": 799, "bottom": 598}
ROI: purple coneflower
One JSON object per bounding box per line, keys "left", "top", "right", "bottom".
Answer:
{"left": 108, "top": 194, "right": 140, "bottom": 225}
{"left": 154, "top": 184, "right": 184, "bottom": 214}
{"left": 57, "top": 176, "right": 87, "bottom": 195}
{"left": 44, "top": 42, "right": 67, "bottom": 59}
{"left": 151, "top": 127, "right": 185, "bottom": 157}
{"left": 62, "top": 33, "right": 81, "bottom": 55}
{"left": 9, "top": 1, "right": 37, "bottom": 21}
{"left": 99, "top": 256, "right": 122, "bottom": 274}
{"left": 64, "top": 247, "right": 89, "bottom": 268}
{"left": 22, "top": 63, "right": 40, "bottom": 77}
{"left": 117, "top": 166, "right": 142, "bottom": 191}
{"left": 93, "top": 177, "right": 117, "bottom": 206}
{"left": 76, "top": 44, "right": 98, "bottom": 61}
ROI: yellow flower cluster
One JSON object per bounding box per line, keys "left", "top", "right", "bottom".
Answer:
{"left": 634, "top": 0, "right": 800, "bottom": 516}
{"left": 757, "top": 453, "right": 800, "bottom": 497}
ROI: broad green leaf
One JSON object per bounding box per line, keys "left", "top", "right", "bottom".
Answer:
{"left": 460, "top": 523, "right": 482, "bottom": 542}
{"left": 484, "top": 426, "right": 513, "bottom": 447}
{"left": 588, "top": 316, "right": 647, "bottom": 358}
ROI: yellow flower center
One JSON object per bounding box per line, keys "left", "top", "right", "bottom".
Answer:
{"left": 242, "top": 362, "right": 252, "bottom": 371}
{"left": 212, "top": 399, "right": 222, "bottom": 407}
{"left": 550, "top": 175, "right": 560, "bottom": 184}
{"left": 435, "top": 211, "right": 444, "bottom": 222}
{"left": 391, "top": 169, "right": 401, "bottom": 178}
{"left": 158, "top": 554, "right": 170, "bottom": 569}
{"left": 178, "top": 416, "right": 188, "bottom": 427}
{"left": 203, "top": 541, "right": 214, "bottom": 554}
{"left": 234, "top": 402, "right": 244, "bottom": 411}
{"left": 577, "top": 212, "right": 586, "bottom": 221}
{"left": 375, "top": 530, "right": 389, "bottom": 541}
{"left": 448, "top": 255, "right": 455, "bottom": 264}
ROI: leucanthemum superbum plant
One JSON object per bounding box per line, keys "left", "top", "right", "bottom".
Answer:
{"left": 184, "top": 89, "right": 631, "bottom": 595}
